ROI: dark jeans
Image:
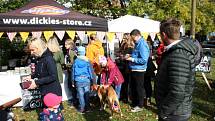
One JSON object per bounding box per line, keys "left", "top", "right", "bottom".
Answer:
{"left": 120, "top": 71, "right": 130, "bottom": 102}
{"left": 158, "top": 114, "right": 191, "bottom": 121}
{"left": 130, "top": 71, "right": 145, "bottom": 108}
{"left": 64, "top": 69, "right": 77, "bottom": 105}
{"left": 144, "top": 75, "right": 152, "bottom": 98}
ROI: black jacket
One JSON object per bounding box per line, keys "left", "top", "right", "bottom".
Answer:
{"left": 33, "top": 48, "right": 62, "bottom": 96}
{"left": 156, "top": 38, "right": 198, "bottom": 117}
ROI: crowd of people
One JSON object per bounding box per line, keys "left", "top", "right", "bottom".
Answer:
{"left": 11, "top": 18, "right": 201, "bottom": 121}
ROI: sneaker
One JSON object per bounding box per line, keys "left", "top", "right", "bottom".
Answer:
{"left": 85, "top": 106, "right": 92, "bottom": 113}
{"left": 70, "top": 105, "right": 75, "bottom": 109}
{"left": 131, "top": 106, "right": 143, "bottom": 112}
{"left": 68, "top": 102, "right": 75, "bottom": 108}
{"left": 78, "top": 109, "right": 85, "bottom": 114}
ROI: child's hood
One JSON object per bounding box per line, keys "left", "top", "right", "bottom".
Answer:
{"left": 76, "top": 57, "right": 89, "bottom": 68}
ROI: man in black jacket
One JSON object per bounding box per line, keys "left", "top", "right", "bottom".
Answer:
{"left": 156, "top": 18, "right": 198, "bottom": 121}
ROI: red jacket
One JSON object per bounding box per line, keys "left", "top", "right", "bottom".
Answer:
{"left": 156, "top": 43, "right": 165, "bottom": 65}
{"left": 101, "top": 58, "right": 124, "bottom": 85}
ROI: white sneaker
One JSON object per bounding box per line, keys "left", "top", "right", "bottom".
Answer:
{"left": 131, "top": 106, "right": 143, "bottom": 112}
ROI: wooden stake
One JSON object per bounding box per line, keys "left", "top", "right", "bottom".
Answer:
{"left": 201, "top": 72, "right": 212, "bottom": 90}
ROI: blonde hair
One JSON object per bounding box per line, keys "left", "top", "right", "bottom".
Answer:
{"left": 28, "top": 37, "right": 47, "bottom": 56}
{"left": 65, "top": 39, "right": 74, "bottom": 45}
{"left": 47, "top": 36, "right": 61, "bottom": 53}
{"left": 65, "top": 39, "right": 74, "bottom": 49}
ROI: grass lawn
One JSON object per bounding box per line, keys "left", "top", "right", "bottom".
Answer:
{"left": 12, "top": 59, "right": 215, "bottom": 121}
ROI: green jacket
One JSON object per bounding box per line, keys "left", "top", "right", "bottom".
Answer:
{"left": 53, "top": 50, "right": 64, "bottom": 83}
{"left": 156, "top": 38, "right": 198, "bottom": 117}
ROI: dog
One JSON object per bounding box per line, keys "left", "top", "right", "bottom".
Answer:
{"left": 92, "top": 84, "right": 123, "bottom": 119}
{"left": 91, "top": 84, "right": 107, "bottom": 110}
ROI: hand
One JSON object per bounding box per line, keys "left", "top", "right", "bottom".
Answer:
{"left": 28, "top": 79, "right": 37, "bottom": 89}
{"left": 22, "top": 75, "right": 31, "bottom": 82}
{"left": 124, "top": 54, "right": 130, "bottom": 59}
{"left": 126, "top": 57, "right": 133, "bottom": 61}
{"left": 104, "top": 84, "right": 110, "bottom": 89}
{"left": 72, "top": 85, "right": 75, "bottom": 87}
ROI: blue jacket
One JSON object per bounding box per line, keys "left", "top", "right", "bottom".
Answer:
{"left": 129, "top": 37, "right": 150, "bottom": 70}
{"left": 72, "top": 56, "right": 94, "bottom": 83}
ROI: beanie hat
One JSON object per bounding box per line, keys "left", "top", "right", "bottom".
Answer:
{"left": 43, "top": 93, "right": 62, "bottom": 108}
{"left": 77, "top": 46, "right": 86, "bottom": 56}
{"left": 99, "top": 56, "right": 107, "bottom": 66}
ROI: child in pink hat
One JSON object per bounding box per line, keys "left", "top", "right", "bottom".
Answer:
{"left": 99, "top": 56, "right": 124, "bottom": 99}
{"left": 39, "top": 93, "right": 64, "bottom": 121}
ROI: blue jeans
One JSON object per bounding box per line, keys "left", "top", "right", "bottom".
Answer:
{"left": 115, "top": 84, "right": 122, "bottom": 99}
{"left": 76, "top": 82, "right": 90, "bottom": 110}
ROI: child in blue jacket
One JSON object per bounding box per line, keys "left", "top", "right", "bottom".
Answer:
{"left": 71, "top": 46, "right": 95, "bottom": 113}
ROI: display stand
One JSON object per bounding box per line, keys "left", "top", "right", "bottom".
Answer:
{"left": 0, "top": 97, "right": 21, "bottom": 110}
{"left": 195, "top": 54, "right": 212, "bottom": 90}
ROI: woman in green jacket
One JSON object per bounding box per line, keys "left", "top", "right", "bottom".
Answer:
{"left": 47, "top": 36, "right": 65, "bottom": 83}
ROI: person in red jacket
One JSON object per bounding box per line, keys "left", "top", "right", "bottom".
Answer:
{"left": 156, "top": 42, "right": 165, "bottom": 65}
{"left": 99, "top": 56, "right": 124, "bottom": 99}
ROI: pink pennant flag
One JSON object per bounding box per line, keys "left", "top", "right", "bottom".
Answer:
{"left": 7, "top": 32, "right": 17, "bottom": 41}
{"left": 96, "top": 31, "right": 106, "bottom": 43}
{"left": 115, "top": 32, "right": 124, "bottom": 42}
{"left": 32, "top": 32, "right": 42, "bottom": 38}
{"left": 55, "top": 31, "right": 65, "bottom": 40}
{"left": 76, "top": 31, "right": 85, "bottom": 41}
{"left": 149, "top": 32, "right": 156, "bottom": 41}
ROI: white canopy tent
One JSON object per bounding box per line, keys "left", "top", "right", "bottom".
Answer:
{"left": 108, "top": 15, "right": 185, "bottom": 35}
{"left": 108, "top": 15, "right": 160, "bottom": 33}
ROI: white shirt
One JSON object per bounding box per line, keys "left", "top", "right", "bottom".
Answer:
{"left": 165, "top": 40, "right": 181, "bottom": 51}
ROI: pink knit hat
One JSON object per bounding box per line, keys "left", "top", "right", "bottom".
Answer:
{"left": 43, "top": 93, "right": 62, "bottom": 108}
{"left": 99, "top": 56, "right": 107, "bottom": 66}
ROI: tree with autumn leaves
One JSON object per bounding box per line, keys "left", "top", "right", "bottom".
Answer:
{"left": 0, "top": 0, "right": 214, "bottom": 35}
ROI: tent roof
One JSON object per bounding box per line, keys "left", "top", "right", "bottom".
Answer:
{"left": 0, "top": 0, "right": 108, "bottom": 32}
{"left": 108, "top": 15, "right": 185, "bottom": 35}
{"left": 108, "top": 15, "right": 160, "bottom": 33}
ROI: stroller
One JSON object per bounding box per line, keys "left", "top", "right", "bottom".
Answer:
{"left": 0, "top": 97, "right": 21, "bottom": 121}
